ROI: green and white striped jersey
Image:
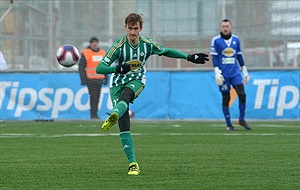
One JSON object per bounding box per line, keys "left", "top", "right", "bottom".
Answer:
{"left": 97, "top": 35, "right": 188, "bottom": 87}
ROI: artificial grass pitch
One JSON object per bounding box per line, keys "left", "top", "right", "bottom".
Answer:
{"left": 1, "top": 121, "right": 299, "bottom": 189}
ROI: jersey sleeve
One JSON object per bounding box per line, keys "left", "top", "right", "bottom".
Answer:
{"left": 102, "top": 42, "right": 121, "bottom": 66}
{"left": 210, "top": 37, "right": 219, "bottom": 67}
{"left": 151, "top": 40, "right": 188, "bottom": 59}
{"left": 236, "top": 37, "right": 245, "bottom": 67}
{"left": 236, "top": 37, "right": 242, "bottom": 54}
{"left": 96, "top": 41, "right": 121, "bottom": 74}
{"left": 210, "top": 37, "right": 218, "bottom": 56}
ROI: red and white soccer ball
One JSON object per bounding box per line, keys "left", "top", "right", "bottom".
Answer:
{"left": 56, "top": 44, "right": 80, "bottom": 67}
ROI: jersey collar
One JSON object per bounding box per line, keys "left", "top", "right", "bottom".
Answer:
{"left": 223, "top": 37, "right": 233, "bottom": 47}
{"left": 126, "top": 36, "right": 140, "bottom": 49}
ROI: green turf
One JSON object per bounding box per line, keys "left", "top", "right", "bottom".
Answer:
{"left": 1, "top": 121, "right": 299, "bottom": 190}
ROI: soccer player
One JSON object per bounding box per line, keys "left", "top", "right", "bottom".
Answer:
{"left": 210, "top": 19, "right": 251, "bottom": 131}
{"left": 96, "top": 13, "right": 209, "bottom": 175}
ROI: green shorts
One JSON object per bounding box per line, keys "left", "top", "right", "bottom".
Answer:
{"left": 110, "top": 80, "right": 145, "bottom": 106}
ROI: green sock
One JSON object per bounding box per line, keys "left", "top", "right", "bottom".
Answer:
{"left": 112, "top": 100, "right": 128, "bottom": 118}
{"left": 120, "top": 131, "right": 136, "bottom": 163}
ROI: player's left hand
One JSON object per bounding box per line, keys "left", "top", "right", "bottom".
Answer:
{"left": 187, "top": 53, "right": 209, "bottom": 64}
{"left": 244, "top": 74, "right": 250, "bottom": 84}
{"left": 241, "top": 66, "right": 250, "bottom": 84}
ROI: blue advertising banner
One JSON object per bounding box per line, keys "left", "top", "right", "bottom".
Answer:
{"left": 1, "top": 71, "right": 299, "bottom": 120}
{"left": 168, "top": 72, "right": 221, "bottom": 119}
{"left": 0, "top": 73, "right": 112, "bottom": 120}
{"left": 168, "top": 71, "right": 300, "bottom": 119}
{"left": 246, "top": 71, "right": 299, "bottom": 119}
{"left": 130, "top": 72, "right": 170, "bottom": 119}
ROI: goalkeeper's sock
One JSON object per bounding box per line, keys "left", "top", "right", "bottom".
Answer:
{"left": 112, "top": 100, "right": 128, "bottom": 118}
{"left": 239, "top": 103, "right": 246, "bottom": 121}
{"left": 222, "top": 107, "right": 232, "bottom": 126}
{"left": 120, "top": 131, "right": 136, "bottom": 163}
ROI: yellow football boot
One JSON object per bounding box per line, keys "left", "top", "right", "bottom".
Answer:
{"left": 101, "top": 112, "right": 119, "bottom": 132}
{"left": 128, "top": 162, "right": 140, "bottom": 175}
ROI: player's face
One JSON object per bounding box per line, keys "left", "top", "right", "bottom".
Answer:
{"left": 221, "top": 21, "right": 232, "bottom": 35}
{"left": 125, "top": 21, "right": 142, "bottom": 42}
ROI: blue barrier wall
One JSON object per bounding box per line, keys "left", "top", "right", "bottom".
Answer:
{"left": 1, "top": 71, "right": 299, "bottom": 120}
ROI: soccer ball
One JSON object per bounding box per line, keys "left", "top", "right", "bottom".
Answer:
{"left": 56, "top": 44, "right": 80, "bottom": 67}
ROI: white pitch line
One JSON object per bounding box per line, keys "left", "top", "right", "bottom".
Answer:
{"left": 2, "top": 134, "right": 123, "bottom": 138}
{"left": 254, "top": 124, "right": 299, "bottom": 128}
{"left": 211, "top": 124, "right": 299, "bottom": 128}
{"left": 172, "top": 125, "right": 181, "bottom": 128}
{"left": 0, "top": 132, "right": 299, "bottom": 138}
{"left": 159, "top": 133, "right": 299, "bottom": 136}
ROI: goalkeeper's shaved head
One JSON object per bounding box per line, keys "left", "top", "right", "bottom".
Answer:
{"left": 125, "top": 13, "right": 143, "bottom": 28}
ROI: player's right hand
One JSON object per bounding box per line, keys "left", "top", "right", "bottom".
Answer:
{"left": 187, "top": 53, "right": 209, "bottom": 64}
{"left": 116, "top": 63, "right": 131, "bottom": 74}
{"left": 215, "top": 73, "right": 224, "bottom": 85}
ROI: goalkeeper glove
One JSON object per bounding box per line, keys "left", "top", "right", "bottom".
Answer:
{"left": 187, "top": 53, "right": 209, "bottom": 64}
{"left": 242, "top": 66, "right": 250, "bottom": 84}
{"left": 116, "top": 63, "right": 131, "bottom": 74}
{"left": 214, "top": 67, "right": 224, "bottom": 85}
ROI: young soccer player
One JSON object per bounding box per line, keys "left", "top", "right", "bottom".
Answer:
{"left": 210, "top": 19, "right": 251, "bottom": 131}
{"left": 96, "top": 13, "right": 209, "bottom": 175}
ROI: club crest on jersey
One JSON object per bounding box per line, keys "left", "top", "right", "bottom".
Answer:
{"left": 222, "top": 47, "right": 235, "bottom": 57}
{"left": 126, "top": 59, "right": 142, "bottom": 71}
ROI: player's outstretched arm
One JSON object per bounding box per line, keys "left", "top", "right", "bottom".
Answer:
{"left": 158, "top": 48, "right": 189, "bottom": 59}
{"left": 158, "top": 48, "right": 209, "bottom": 64}
{"left": 96, "top": 62, "right": 116, "bottom": 74}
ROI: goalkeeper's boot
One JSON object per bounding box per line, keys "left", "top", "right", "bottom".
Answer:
{"left": 101, "top": 112, "right": 119, "bottom": 132}
{"left": 226, "top": 125, "right": 237, "bottom": 131}
{"left": 238, "top": 120, "right": 252, "bottom": 130}
{"left": 128, "top": 162, "right": 140, "bottom": 175}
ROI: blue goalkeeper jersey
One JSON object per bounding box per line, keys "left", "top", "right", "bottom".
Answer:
{"left": 210, "top": 34, "right": 244, "bottom": 78}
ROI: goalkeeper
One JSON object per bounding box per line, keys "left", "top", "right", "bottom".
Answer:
{"left": 96, "top": 13, "right": 209, "bottom": 176}
{"left": 210, "top": 19, "right": 251, "bottom": 131}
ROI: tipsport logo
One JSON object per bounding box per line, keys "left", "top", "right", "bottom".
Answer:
{"left": 0, "top": 81, "right": 112, "bottom": 118}
{"left": 253, "top": 79, "right": 299, "bottom": 116}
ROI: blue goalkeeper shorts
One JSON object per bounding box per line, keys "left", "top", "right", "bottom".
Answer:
{"left": 219, "top": 74, "right": 243, "bottom": 92}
